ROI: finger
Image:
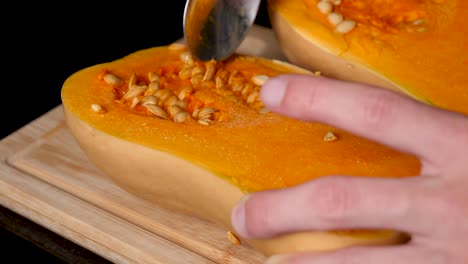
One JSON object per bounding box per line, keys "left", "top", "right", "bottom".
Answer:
{"left": 260, "top": 74, "right": 468, "bottom": 166}
{"left": 231, "top": 176, "right": 431, "bottom": 239}
{"left": 265, "top": 245, "right": 447, "bottom": 264}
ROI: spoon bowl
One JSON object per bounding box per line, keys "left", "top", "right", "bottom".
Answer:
{"left": 183, "top": 0, "right": 261, "bottom": 61}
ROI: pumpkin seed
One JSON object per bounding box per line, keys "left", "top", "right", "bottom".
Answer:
{"left": 251, "top": 75, "right": 269, "bottom": 86}
{"left": 148, "top": 72, "right": 160, "bottom": 83}
{"left": 145, "top": 104, "right": 169, "bottom": 119}
{"left": 336, "top": 20, "right": 356, "bottom": 34}
{"left": 198, "top": 107, "right": 219, "bottom": 119}
{"left": 145, "top": 81, "right": 160, "bottom": 96}
{"left": 128, "top": 73, "right": 137, "bottom": 89}
{"left": 179, "top": 67, "right": 194, "bottom": 80}
{"left": 203, "top": 60, "right": 217, "bottom": 81}
{"left": 317, "top": 0, "right": 332, "bottom": 14}
{"left": 130, "top": 97, "right": 140, "bottom": 108}
{"left": 122, "top": 85, "right": 147, "bottom": 101}
{"left": 178, "top": 86, "right": 193, "bottom": 100}
{"left": 197, "top": 119, "right": 211, "bottom": 126}
{"left": 141, "top": 95, "right": 158, "bottom": 105}
{"left": 180, "top": 52, "right": 195, "bottom": 65}
{"left": 104, "top": 73, "right": 122, "bottom": 85}
{"left": 328, "top": 12, "right": 343, "bottom": 26}
{"left": 324, "top": 131, "right": 338, "bottom": 142}
{"left": 174, "top": 111, "right": 190, "bottom": 123}
{"left": 168, "top": 104, "right": 184, "bottom": 117}
{"left": 191, "top": 74, "right": 204, "bottom": 86}
{"left": 91, "top": 103, "right": 106, "bottom": 113}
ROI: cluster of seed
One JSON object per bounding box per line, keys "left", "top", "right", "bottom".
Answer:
{"left": 98, "top": 43, "right": 272, "bottom": 125}
{"left": 103, "top": 70, "right": 222, "bottom": 125}
{"left": 176, "top": 48, "right": 270, "bottom": 113}
{"left": 317, "top": 0, "right": 429, "bottom": 34}
{"left": 316, "top": 0, "right": 357, "bottom": 34}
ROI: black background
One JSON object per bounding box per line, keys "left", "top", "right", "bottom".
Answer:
{"left": 2, "top": 1, "right": 272, "bottom": 263}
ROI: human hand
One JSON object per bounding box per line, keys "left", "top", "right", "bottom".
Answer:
{"left": 231, "top": 74, "right": 468, "bottom": 263}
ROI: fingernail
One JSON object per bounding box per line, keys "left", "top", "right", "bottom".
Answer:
{"left": 260, "top": 77, "right": 287, "bottom": 108}
{"left": 265, "top": 254, "right": 289, "bottom": 264}
{"left": 231, "top": 194, "right": 251, "bottom": 237}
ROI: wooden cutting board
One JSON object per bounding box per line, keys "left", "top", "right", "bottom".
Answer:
{"left": 0, "top": 25, "right": 290, "bottom": 264}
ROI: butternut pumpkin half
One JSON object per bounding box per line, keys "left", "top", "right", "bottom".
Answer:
{"left": 61, "top": 43, "right": 421, "bottom": 256}
{"left": 268, "top": 0, "right": 468, "bottom": 115}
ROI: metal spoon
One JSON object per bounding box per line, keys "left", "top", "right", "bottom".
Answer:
{"left": 183, "top": 0, "right": 261, "bottom": 61}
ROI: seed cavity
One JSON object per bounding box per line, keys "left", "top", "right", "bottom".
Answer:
{"left": 318, "top": 0, "right": 432, "bottom": 34}
{"left": 103, "top": 48, "right": 300, "bottom": 125}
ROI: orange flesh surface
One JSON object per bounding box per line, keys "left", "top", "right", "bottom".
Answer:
{"left": 271, "top": 0, "right": 468, "bottom": 115}
{"left": 61, "top": 46, "right": 421, "bottom": 193}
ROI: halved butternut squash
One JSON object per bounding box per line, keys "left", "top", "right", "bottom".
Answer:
{"left": 268, "top": 0, "right": 468, "bottom": 114}
{"left": 61, "top": 43, "right": 420, "bottom": 256}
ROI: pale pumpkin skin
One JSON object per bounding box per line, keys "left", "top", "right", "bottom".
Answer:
{"left": 268, "top": 0, "right": 468, "bottom": 115}
{"left": 61, "top": 46, "right": 419, "bottom": 257}
{"left": 64, "top": 109, "right": 408, "bottom": 256}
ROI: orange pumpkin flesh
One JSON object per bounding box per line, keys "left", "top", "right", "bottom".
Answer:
{"left": 268, "top": 0, "right": 468, "bottom": 115}
{"left": 61, "top": 44, "right": 420, "bottom": 256}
